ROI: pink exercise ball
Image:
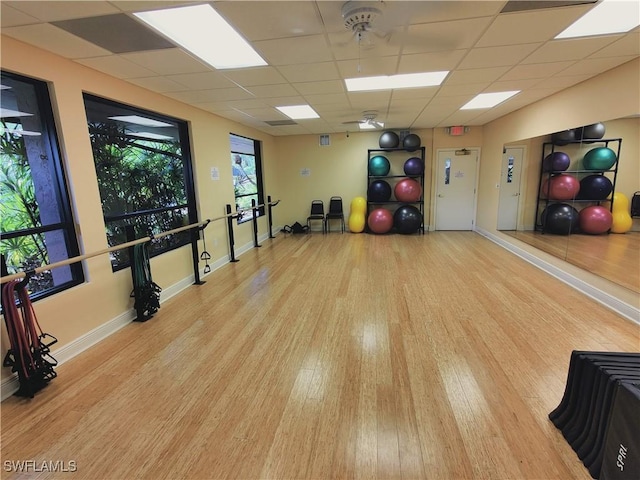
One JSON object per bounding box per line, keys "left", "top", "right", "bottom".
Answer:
{"left": 542, "top": 174, "right": 580, "bottom": 201}
{"left": 367, "top": 208, "right": 393, "bottom": 234}
{"left": 394, "top": 178, "right": 422, "bottom": 202}
{"left": 579, "top": 205, "right": 613, "bottom": 234}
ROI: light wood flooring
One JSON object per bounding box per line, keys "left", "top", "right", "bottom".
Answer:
{"left": 504, "top": 230, "right": 640, "bottom": 293}
{"left": 1, "top": 232, "right": 639, "bottom": 480}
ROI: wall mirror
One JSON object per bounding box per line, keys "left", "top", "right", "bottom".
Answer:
{"left": 497, "top": 116, "right": 639, "bottom": 294}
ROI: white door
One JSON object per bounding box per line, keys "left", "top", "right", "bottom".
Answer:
{"left": 435, "top": 149, "right": 478, "bottom": 230}
{"left": 497, "top": 147, "right": 524, "bottom": 230}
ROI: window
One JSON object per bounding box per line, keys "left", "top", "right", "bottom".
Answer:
{"left": 230, "top": 133, "right": 264, "bottom": 222}
{"left": 83, "top": 94, "right": 197, "bottom": 270}
{"left": 0, "top": 71, "right": 84, "bottom": 298}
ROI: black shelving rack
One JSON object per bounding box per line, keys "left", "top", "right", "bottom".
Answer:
{"left": 534, "top": 138, "right": 622, "bottom": 232}
{"left": 367, "top": 146, "right": 426, "bottom": 234}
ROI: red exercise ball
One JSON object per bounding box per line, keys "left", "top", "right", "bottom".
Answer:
{"left": 367, "top": 208, "right": 393, "bottom": 234}
{"left": 542, "top": 174, "right": 580, "bottom": 201}
{"left": 579, "top": 205, "right": 612, "bottom": 234}
{"left": 394, "top": 178, "right": 422, "bottom": 202}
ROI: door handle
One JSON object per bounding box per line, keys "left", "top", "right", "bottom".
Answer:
{"left": 438, "top": 194, "right": 444, "bottom": 197}
{"left": 512, "top": 193, "right": 520, "bottom": 196}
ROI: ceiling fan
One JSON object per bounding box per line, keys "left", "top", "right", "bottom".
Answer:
{"left": 342, "top": 110, "right": 385, "bottom": 129}
{"left": 340, "top": 1, "right": 388, "bottom": 49}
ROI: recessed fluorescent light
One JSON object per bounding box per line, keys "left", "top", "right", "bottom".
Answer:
{"left": 345, "top": 71, "right": 448, "bottom": 92}
{"left": 276, "top": 105, "right": 319, "bottom": 119}
{"left": 1, "top": 85, "right": 11, "bottom": 90}
{"left": 129, "top": 132, "right": 174, "bottom": 140}
{"left": 460, "top": 91, "right": 520, "bottom": 109}
{"left": 0, "top": 123, "right": 41, "bottom": 136}
{"left": 359, "top": 122, "right": 383, "bottom": 130}
{"left": 108, "top": 115, "right": 173, "bottom": 127}
{"left": 134, "top": 5, "right": 267, "bottom": 69}
{"left": 1, "top": 108, "right": 33, "bottom": 118}
{"left": 555, "top": 0, "right": 640, "bottom": 38}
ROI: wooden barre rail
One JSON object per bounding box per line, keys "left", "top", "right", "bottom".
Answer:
{"left": 0, "top": 201, "right": 279, "bottom": 284}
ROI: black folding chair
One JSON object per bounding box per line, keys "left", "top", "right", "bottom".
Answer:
{"left": 307, "top": 200, "right": 325, "bottom": 233}
{"left": 325, "top": 196, "right": 345, "bottom": 233}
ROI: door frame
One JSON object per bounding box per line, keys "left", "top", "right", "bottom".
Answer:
{"left": 433, "top": 147, "right": 481, "bottom": 231}
{"left": 498, "top": 145, "right": 527, "bottom": 231}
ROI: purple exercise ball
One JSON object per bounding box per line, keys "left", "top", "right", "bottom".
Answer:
{"left": 403, "top": 157, "right": 424, "bottom": 176}
{"left": 543, "top": 151, "right": 571, "bottom": 172}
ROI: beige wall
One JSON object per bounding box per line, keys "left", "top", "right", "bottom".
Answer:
{"left": 1, "top": 36, "right": 280, "bottom": 382}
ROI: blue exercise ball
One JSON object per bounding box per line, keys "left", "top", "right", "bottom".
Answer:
{"left": 578, "top": 174, "right": 612, "bottom": 200}
{"left": 369, "top": 155, "right": 391, "bottom": 176}
{"left": 367, "top": 180, "right": 392, "bottom": 202}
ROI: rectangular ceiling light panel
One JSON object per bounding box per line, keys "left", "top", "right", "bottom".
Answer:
{"left": 345, "top": 72, "right": 449, "bottom": 92}
{"left": 276, "top": 105, "right": 319, "bottom": 119}
{"left": 108, "top": 115, "right": 173, "bottom": 127}
{"left": 461, "top": 91, "right": 520, "bottom": 109}
{"left": 556, "top": 0, "right": 640, "bottom": 38}
{"left": 134, "top": 5, "right": 267, "bottom": 69}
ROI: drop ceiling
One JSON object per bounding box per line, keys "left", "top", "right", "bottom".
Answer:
{"left": 1, "top": 1, "right": 638, "bottom": 136}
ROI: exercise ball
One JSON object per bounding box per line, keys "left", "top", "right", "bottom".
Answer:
{"left": 576, "top": 122, "right": 606, "bottom": 141}
{"left": 393, "top": 205, "right": 422, "bottom": 234}
{"left": 579, "top": 205, "right": 612, "bottom": 234}
{"left": 349, "top": 196, "right": 367, "bottom": 233}
{"left": 543, "top": 151, "right": 570, "bottom": 172}
{"left": 403, "top": 157, "right": 424, "bottom": 176}
{"left": 541, "top": 174, "right": 580, "bottom": 201}
{"left": 403, "top": 133, "right": 421, "bottom": 152}
{"left": 394, "top": 178, "right": 422, "bottom": 202}
{"left": 379, "top": 131, "right": 400, "bottom": 148}
{"left": 368, "top": 208, "right": 393, "bottom": 234}
{"left": 369, "top": 155, "right": 391, "bottom": 176}
{"left": 541, "top": 203, "right": 580, "bottom": 235}
{"left": 578, "top": 174, "right": 612, "bottom": 200}
{"left": 551, "top": 129, "right": 576, "bottom": 145}
{"left": 610, "top": 192, "right": 633, "bottom": 234}
{"left": 368, "top": 180, "right": 392, "bottom": 202}
{"left": 583, "top": 147, "right": 617, "bottom": 171}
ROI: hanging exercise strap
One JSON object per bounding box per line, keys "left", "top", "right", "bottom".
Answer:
{"left": 130, "top": 242, "right": 162, "bottom": 322}
{"left": 1, "top": 278, "right": 58, "bottom": 398}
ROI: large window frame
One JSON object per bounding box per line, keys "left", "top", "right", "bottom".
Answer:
{"left": 230, "top": 133, "right": 264, "bottom": 223}
{"left": 0, "top": 70, "right": 84, "bottom": 300}
{"left": 83, "top": 94, "right": 197, "bottom": 271}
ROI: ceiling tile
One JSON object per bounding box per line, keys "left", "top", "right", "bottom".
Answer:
{"left": 213, "top": 1, "right": 324, "bottom": 41}
{"left": 247, "top": 84, "right": 299, "bottom": 98}
{"left": 126, "top": 76, "right": 188, "bottom": 93}
{"left": 475, "top": 6, "right": 593, "bottom": 47}
{"left": 222, "top": 67, "right": 288, "bottom": 87}
{"left": 397, "top": 50, "right": 468, "bottom": 74}
{"left": 76, "top": 55, "right": 158, "bottom": 79}
{"left": 530, "top": 74, "right": 592, "bottom": 90}
{"left": 109, "top": 1, "right": 202, "bottom": 12}
{"left": 485, "top": 78, "right": 543, "bottom": 92}
{"left": 555, "top": 56, "right": 637, "bottom": 76}
{"left": 1, "top": 4, "right": 40, "bottom": 27}
{"left": 437, "top": 83, "right": 491, "bottom": 97}
{"left": 3, "top": 1, "right": 119, "bottom": 21}
{"left": 337, "top": 56, "right": 399, "bottom": 77}
{"left": 444, "top": 67, "right": 511, "bottom": 85}
{"left": 402, "top": 1, "right": 503, "bottom": 24}
{"left": 346, "top": 91, "right": 392, "bottom": 110}
{"left": 458, "top": 43, "right": 542, "bottom": 69}
{"left": 499, "top": 61, "right": 576, "bottom": 81}
{"left": 261, "top": 96, "right": 307, "bottom": 107}
{"left": 403, "top": 17, "right": 493, "bottom": 54}
{"left": 429, "top": 94, "right": 475, "bottom": 108}
{"left": 521, "top": 36, "right": 622, "bottom": 64}
{"left": 234, "top": 107, "right": 285, "bottom": 122}
{"left": 3, "top": 23, "right": 112, "bottom": 58}
{"left": 253, "top": 35, "right": 333, "bottom": 65}
{"left": 277, "top": 62, "right": 341, "bottom": 83}
{"left": 589, "top": 33, "right": 640, "bottom": 58}
{"left": 121, "top": 49, "right": 209, "bottom": 75}
{"left": 167, "top": 88, "right": 255, "bottom": 103}
{"left": 441, "top": 109, "right": 487, "bottom": 126}
{"left": 165, "top": 72, "right": 236, "bottom": 90}
{"left": 293, "top": 80, "right": 345, "bottom": 96}
{"left": 389, "top": 87, "right": 440, "bottom": 100}
{"left": 304, "top": 93, "right": 350, "bottom": 106}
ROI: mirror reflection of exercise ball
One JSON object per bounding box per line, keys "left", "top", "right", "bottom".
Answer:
{"left": 379, "top": 131, "right": 399, "bottom": 148}
{"left": 579, "top": 205, "right": 612, "bottom": 235}
{"left": 393, "top": 205, "right": 422, "bottom": 234}
{"left": 610, "top": 192, "right": 633, "bottom": 234}
{"left": 551, "top": 129, "right": 576, "bottom": 146}
{"left": 542, "top": 151, "right": 570, "bottom": 172}
{"left": 574, "top": 122, "right": 605, "bottom": 141}
{"left": 583, "top": 147, "right": 617, "bottom": 171}
{"left": 541, "top": 174, "right": 580, "bottom": 201}
{"left": 541, "top": 203, "right": 579, "bottom": 235}
{"left": 578, "top": 174, "right": 612, "bottom": 200}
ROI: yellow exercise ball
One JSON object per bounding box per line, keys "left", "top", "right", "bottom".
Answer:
{"left": 610, "top": 192, "right": 633, "bottom": 233}
{"left": 349, "top": 196, "right": 367, "bottom": 233}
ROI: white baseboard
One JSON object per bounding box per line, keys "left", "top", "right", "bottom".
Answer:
{"left": 475, "top": 227, "right": 639, "bottom": 324}
{"left": 1, "top": 230, "right": 280, "bottom": 401}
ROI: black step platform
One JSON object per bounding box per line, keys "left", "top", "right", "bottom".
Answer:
{"left": 549, "top": 351, "right": 640, "bottom": 479}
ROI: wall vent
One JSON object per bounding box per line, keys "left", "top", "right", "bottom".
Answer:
{"left": 319, "top": 134, "right": 330, "bottom": 146}
{"left": 265, "top": 120, "right": 297, "bottom": 126}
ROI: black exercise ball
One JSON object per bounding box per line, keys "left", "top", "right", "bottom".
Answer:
{"left": 541, "top": 203, "right": 580, "bottom": 235}
{"left": 578, "top": 174, "right": 613, "bottom": 200}
{"left": 393, "top": 205, "right": 422, "bottom": 234}
{"left": 367, "top": 180, "right": 392, "bottom": 202}
{"left": 403, "top": 133, "right": 421, "bottom": 152}
{"left": 581, "top": 122, "right": 606, "bottom": 141}
{"left": 551, "top": 129, "right": 576, "bottom": 146}
{"left": 379, "top": 131, "right": 400, "bottom": 148}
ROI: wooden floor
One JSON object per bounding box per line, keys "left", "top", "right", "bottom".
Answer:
{"left": 1, "top": 232, "right": 638, "bottom": 480}
{"left": 504, "top": 230, "right": 640, "bottom": 293}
